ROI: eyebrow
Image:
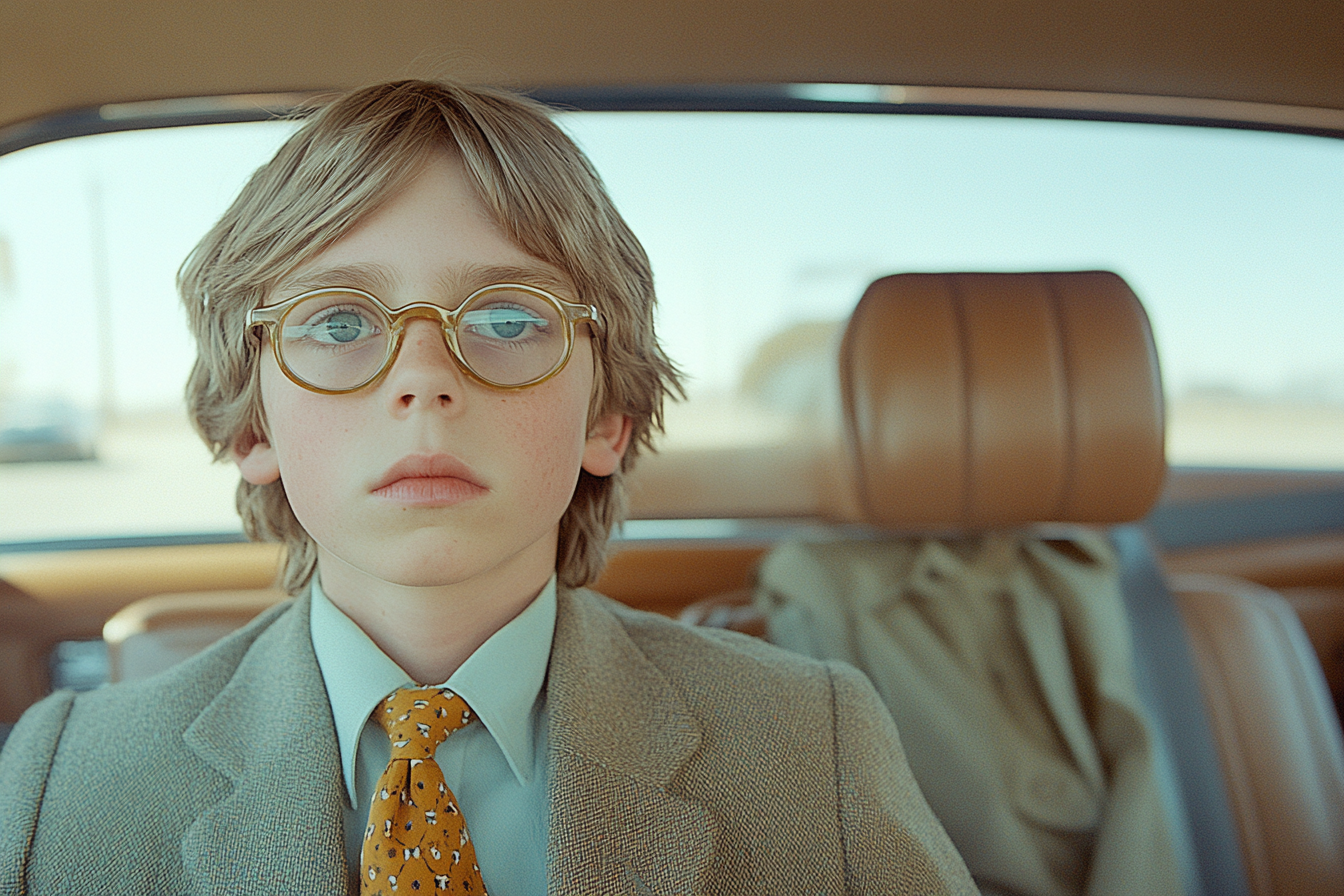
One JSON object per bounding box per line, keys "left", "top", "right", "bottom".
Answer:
{"left": 273, "top": 262, "right": 577, "bottom": 303}
{"left": 437, "top": 264, "right": 577, "bottom": 299}
{"left": 273, "top": 263, "right": 398, "bottom": 299}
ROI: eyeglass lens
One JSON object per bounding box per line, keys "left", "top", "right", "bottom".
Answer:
{"left": 277, "top": 288, "right": 568, "bottom": 390}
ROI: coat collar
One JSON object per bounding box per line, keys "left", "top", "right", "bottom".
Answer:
{"left": 545, "top": 588, "right": 715, "bottom": 895}
{"left": 180, "top": 594, "right": 352, "bottom": 895}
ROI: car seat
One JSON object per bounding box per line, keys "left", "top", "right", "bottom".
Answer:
{"left": 735, "top": 271, "right": 1343, "bottom": 896}
{"left": 103, "top": 588, "right": 286, "bottom": 682}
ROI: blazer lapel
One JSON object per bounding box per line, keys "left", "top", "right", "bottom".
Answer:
{"left": 545, "top": 588, "right": 715, "bottom": 896}
{"left": 179, "top": 594, "right": 351, "bottom": 895}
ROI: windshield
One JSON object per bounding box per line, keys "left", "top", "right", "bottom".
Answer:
{"left": 0, "top": 110, "right": 1341, "bottom": 545}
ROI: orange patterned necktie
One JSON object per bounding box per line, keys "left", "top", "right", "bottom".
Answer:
{"left": 360, "top": 687, "right": 487, "bottom": 895}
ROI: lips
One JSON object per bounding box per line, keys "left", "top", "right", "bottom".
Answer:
{"left": 371, "top": 454, "right": 487, "bottom": 506}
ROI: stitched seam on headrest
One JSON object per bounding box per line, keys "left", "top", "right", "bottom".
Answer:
{"left": 947, "top": 274, "right": 974, "bottom": 527}
{"left": 1045, "top": 275, "right": 1078, "bottom": 522}
{"left": 839, "top": 290, "right": 870, "bottom": 522}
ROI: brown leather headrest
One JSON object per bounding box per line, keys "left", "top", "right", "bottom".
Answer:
{"left": 840, "top": 271, "right": 1166, "bottom": 530}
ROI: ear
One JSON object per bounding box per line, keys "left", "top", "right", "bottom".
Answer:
{"left": 231, "top": 431, "right": 281, "bottom": 485}
{"left": 581, "top": 413, "right": 632, "bottom": 478}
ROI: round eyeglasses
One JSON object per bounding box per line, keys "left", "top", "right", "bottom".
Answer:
{"left": 246, "top": 284, "right": 602, "bottom": 394}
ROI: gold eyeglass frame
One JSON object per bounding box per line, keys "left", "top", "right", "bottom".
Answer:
{"left": 246, "top": 283, "right": 603, "bottom": 394}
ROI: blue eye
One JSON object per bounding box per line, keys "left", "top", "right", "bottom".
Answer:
{"left": 463, "top": 306, "right": 549, "bottom": 341}
{"left": 283, "top": 303, "right": 383, "bottom": 346}
{"left": 321, "top": 311, "right": 367, "bottom": 343}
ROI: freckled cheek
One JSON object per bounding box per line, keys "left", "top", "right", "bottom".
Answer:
{"left": 495, "top": 396, "right": 590, "bottom": 510}
{"left": 260, "top": 384, "right": 360, "bottom": 521}
{"left": 273, "top": 432, "right": 342, "bottom": 525}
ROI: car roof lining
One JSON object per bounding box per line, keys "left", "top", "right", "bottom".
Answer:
{"left": 1, "top": 0, "right": 1341, "bottom": 135}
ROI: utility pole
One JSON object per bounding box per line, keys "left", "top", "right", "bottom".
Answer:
{"left": 88, "top": 177, "right": 115, "bottom": 423}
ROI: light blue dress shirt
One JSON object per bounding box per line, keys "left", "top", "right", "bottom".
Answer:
{"left": 309, "top": 576, "right": 554, "bottom": 896}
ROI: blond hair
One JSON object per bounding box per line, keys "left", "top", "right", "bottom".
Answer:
{"left": 180, "top": 80, "right": 681, "bottom": 593}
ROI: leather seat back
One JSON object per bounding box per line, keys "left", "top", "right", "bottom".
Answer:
{"left": 833, "top": 270, "right": 1343, "bottom": 896}
{"left": 103, "top": 589, "right": 285, "bottom": 682}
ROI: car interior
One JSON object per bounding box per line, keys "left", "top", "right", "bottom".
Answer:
{"left": 1, "top": 2, "right": 1342, "bottom": 895}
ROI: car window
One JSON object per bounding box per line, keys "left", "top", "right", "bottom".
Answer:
{"left": 1, "top": 109, "right": 1340, "bottom": 545}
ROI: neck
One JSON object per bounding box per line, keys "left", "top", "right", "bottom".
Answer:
{"left": 314, "top": 549, "right": 552, "bottom": 684}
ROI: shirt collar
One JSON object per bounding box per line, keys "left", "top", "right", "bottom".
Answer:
{"left": 309, "top": 574, "right": 557, "bottom": 805}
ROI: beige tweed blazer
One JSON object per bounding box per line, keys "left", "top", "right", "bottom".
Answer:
{"left": 0, "top": 587, "right": 976, "bottom": 895}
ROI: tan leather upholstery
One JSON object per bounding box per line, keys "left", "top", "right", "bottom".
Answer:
{"left": 103, "top": 589, "right": 286, "bottom": 682}
{"left": 834, "top": 270, "right": 1344, "bottom": 896}
{"left": 1173, "top": 574, "right": 1344, "bottom": 896}
{"left": 840, "top": 271, "right": 1166, "bottom": 528}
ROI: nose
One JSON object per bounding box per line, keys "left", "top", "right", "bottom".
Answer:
{"left": 381, "top": 317, "right": 466, "bottom": 413}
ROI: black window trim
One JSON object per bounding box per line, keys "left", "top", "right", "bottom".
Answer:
{"left": 3, "top": 83, "right": 1342, "bottom": 159}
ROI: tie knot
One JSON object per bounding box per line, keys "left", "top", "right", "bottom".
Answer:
{"left": 377, "top": 687, "right": 475, "bottom": 760}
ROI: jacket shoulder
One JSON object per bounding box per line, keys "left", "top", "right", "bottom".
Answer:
{"left": 0, "top": 597, "right": 296, "bottom": 807}
{"left": 60, "top": 597, "right": 295, "bottom": 738}
{"left": 0, "top": 690, "right": 75, "bottom": 890}
{"left": 565, "top": 588, "right": 977, "bottom": 895}
{"left": 0, "top": 599, "right": 301, "bottom": 890}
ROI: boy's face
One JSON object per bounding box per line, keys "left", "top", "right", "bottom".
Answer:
{"left": 234, "top": 149, "right": 629, "bottom": 596}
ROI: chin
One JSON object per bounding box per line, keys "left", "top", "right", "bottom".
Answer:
{"left": 375, "top": 549, "right": 548, "bottom": 592}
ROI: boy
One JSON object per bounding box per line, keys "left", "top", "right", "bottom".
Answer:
{"left": 0, "top": 80, "right": 975, "bottom": 895}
